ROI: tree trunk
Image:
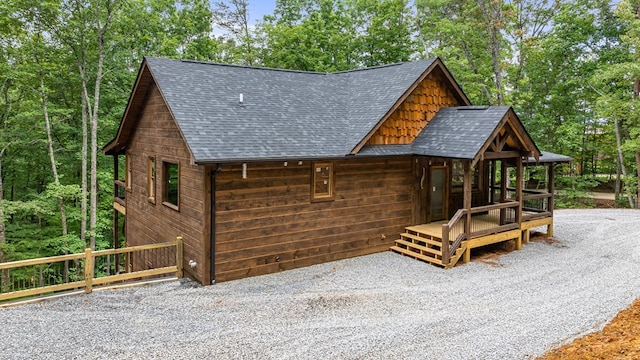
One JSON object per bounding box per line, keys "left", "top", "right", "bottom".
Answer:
{"left": 615, "top": 157, "right": 621, "bottom": 202}
{"left": 614, "top": 116, "right": 635, "bottom": 208}
{"left": 476, "top": 0, "right": 504, "bottom": 105}
{"left": 81, "top": 94, "right": 88, "bottom": 243}
{"left": 88, "top": 34, "right": 105, "bottom": 251}
{"left": 635, "top": 0, "right": 640, "bottom": 209}
{"left": 39, "top": 77, "right": 70, "bottom": 281}
{"left": 0, "top": 156, "right": 8, "bottom": 292}
{"left": 636, "top": 150, "right": 640, "bottom": 209}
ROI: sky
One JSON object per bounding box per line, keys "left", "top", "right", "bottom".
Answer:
{"left": 247, "top": 1, "right": 276, "bottom": 23}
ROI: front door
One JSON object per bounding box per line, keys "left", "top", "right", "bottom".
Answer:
{"left": 430, "top": 166, "right": 446, "bottom": 221}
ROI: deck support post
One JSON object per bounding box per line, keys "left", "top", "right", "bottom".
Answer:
{"left": 463, "top": 160, "right": 472, "bottom": 240}
{"left": 113, "top": 156, "right": 119, "bottom": 274}
{"left": 515, "top": 156, "right": 523, "bottom": 250}
{"left": 457, "top": 161, "right": 472, "bottom": 263}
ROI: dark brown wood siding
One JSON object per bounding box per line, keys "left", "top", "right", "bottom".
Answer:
{"left": 214, "top": 157, "right": 413, "bottom": 282}
{"left": 125, "top": 83, "right": 208, "bottom": 283}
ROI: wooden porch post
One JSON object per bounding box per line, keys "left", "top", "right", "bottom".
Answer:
{"left": 464, "top": 160, "right": 472, "bottom": 236}
{"left": 490, "top": 160, "right": 496, "bottom": 203}
{"left": 515, "top": 156, "right": 523, "bottom": 250}
{"left": 499, "top": 160, "right": 507, "bottom": 225}
{"left": 547, "top": 162, "right": 555, "bottom": 237}
{"left": 113, "top": 155, "right": 119, "bottom": 274}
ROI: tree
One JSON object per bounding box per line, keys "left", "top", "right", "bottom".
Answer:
{"left": 415, "top": 0, "right": 497, "bottom": 104}
{"left": 213, "top": 0, "right": 256, "bottom": 65}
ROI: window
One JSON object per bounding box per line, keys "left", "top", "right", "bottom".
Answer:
{"left": 163, "top": 161, "right": 179, "bottom": 209}
{"left": 312, "top": 162, "right": 334, "bottom": 200}
{"left": 147, "top": 157, "right": 156, "bottom": 203}
{"left": 451, "top": 160, "right": 479, "bottom": 192}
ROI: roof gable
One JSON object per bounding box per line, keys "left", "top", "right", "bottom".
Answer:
{"left": 350, "top": 58, "right": 470, "bottom": 153}
{"left": 104, "top": 62, "right": 154, "bottom": 155}
{"left": 411, "top": 106, "right": 540, "bottom": 165}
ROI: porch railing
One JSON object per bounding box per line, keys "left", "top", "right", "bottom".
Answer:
{"left": 0, "top": 237, "right": 183, "bottom": 304}
{"left": 441, "top": 201, "right": 520, "bottom": 265}
{"left": 506, "top": 187, "right": 553, "bottom": 220}
{"left": 114, "top": 180, "right": 126, "bottom": 205}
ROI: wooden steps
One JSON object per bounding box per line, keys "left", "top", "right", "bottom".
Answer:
{"left": 394, "top": 239, "right": 442, "bottom": 256}
{"left": 400, "top": 233, "right": 442, "bottom": 247}
{"left": 390, "top": 226, "right": 467, "bottom": 269}
{"left": 390, "top": 245, "right": 444, "bottom": 266}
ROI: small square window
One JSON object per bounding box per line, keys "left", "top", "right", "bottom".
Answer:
{"left": 312, "top": 162, "right": 334, "bottom": 201}
{"left": 147, "top": 157, "right": 156, "bottom": 203}
{"left": 163, "top": 161, "right": 179, "bottom": 209}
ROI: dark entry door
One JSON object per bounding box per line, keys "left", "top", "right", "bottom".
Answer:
{"left": 414, "top": 158, "right": 429, "bottom": 224}
{"left": 430, "top": 166, "right": 446, "bottom": 221}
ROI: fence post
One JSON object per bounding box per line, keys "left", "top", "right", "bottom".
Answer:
{"left": 84, "top": 248, "right": 93, "bottom": 294}
{"left": 176, "top": 236, "right": 183, "bottom": 279}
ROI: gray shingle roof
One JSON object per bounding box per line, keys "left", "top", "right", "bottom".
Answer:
{"left": 411, "top": 106, "right": 511, "bottom": 159}
{"left": 145, "top": 57, "right": 436, "bottom": 163}
{"left": 355, "top": 144, "right": 413, "bottom": 157}
{"left": 528, "top": 151, "right": 573, "bottom": 163}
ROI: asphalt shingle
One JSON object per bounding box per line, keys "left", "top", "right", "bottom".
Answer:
{"left": 411, "top": 106, "right": 511, "bottom": 160}
{"left": 145, "top": 57, "right": 436, "bottom": 163}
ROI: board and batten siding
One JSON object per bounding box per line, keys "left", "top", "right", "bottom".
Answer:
{"left": 125, "top": 83, "right": 209, "bottom": 283}
{"left": 214, "top": 157, "right": 413, "bottom": 282}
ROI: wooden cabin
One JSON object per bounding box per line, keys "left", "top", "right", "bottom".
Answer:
{"left": 103, "top": 57, "right": 571, "bottom": 284}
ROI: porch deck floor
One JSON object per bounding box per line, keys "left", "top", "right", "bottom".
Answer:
{"left": 406, "top": 213, "right": 500, "bottom": 239}
{"left": 406, "top": 211, "right": 544, "bottom": 239}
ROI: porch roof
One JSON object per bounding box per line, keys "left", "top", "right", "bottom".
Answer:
{"left": 527, "top": 151, "right": 573, "bottom": 164}
{"left": 411, "top": 106, "right": 539, "bottom": 162}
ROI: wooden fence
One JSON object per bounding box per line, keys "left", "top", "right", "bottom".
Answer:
{"left": 0, "top": 237, "right": 183, "bottom": 304}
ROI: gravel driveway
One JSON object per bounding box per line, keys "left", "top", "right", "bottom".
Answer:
{"left": 2, "top": 209, "right": 639, "bottom": 360}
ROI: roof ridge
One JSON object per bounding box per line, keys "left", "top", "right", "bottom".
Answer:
{"left": 164, "top": 57, "right": 329, "bottom": 75}
{"left": 332, "top": 58, "right": 438, "bottom": 74}
{"left": 332, "top": 62, "right": 404, "bottom": 74}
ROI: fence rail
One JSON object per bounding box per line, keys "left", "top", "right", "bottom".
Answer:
{"left": 0, "top": 237, "right": 183, "bottom": 304}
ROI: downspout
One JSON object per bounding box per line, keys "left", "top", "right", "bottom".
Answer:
{"left": 209, "top": 164, "right": 222, "bottom": 284}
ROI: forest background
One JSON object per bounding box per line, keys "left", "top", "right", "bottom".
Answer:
{"left": 0, "top": 0, "right": 639, "bottom": 265}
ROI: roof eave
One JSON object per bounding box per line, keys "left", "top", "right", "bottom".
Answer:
{"left": 102, "top": 59, "right": 152, "bottom": 155}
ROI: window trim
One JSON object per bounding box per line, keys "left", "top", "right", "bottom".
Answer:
{"left": 125, "top": 152, "right": 132, "bottom": 191}
{"left": 311, "top": 162, "right": 334, "bottom": 201}
{"left": 162, "top": 161, "right": 180, "bottom": 211}
{"left": 147, "top": 156, "right": 156, "bottom": 204}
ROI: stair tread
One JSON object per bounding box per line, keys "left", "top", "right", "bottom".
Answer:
{"left": 390, "top": 246, "right": 444, "bottom": 266}
{"left": 394, "top": 239, "right": 442, "bottom": 256}
{"left": 400, "top": 232, "right": 442, "bottom": 246}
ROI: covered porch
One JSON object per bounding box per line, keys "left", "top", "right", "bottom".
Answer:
{"left": 391, "top": 106, "right": 571, "bottom": 268}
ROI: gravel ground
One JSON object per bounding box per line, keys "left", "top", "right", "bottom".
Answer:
{"left": 1, "top": 209, "right": 639, "bottom": 360}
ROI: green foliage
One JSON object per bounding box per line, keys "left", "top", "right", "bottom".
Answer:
{"left": 258, "top": 0, "right": 413, "bottom": 71}
{"left": 2, "top": 0, "right": 640, "bottom": 265}
{"left": 555, "top": 176, "right": 599, "bottom": 209}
